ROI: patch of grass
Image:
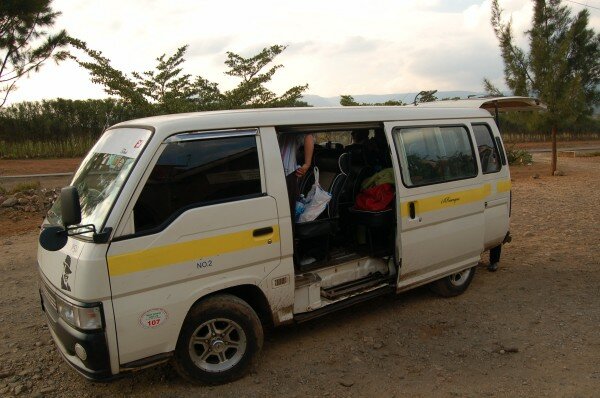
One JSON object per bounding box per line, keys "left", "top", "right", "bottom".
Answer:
{"left": 502, "top": 132, "right": 600, "bottom": 143}
{"left": 578, "top": 151, "right": 600, "bottom": 157}
{"left": 507, "top": 147, "right": 533, "bottom": 165}
{"left": 10, "top": 181, "right": 41, "bottom": 194}
{"left": 0, "top": 136, "right": 96, "bottom": 159}
{"left": 0, "top": 185, "right": 7, "bottom": 195}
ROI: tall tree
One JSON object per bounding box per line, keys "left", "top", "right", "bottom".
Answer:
{"left": 69, "top": 41, "right": 309, "bottom": 114}
{"left": 221, "top": 45, "right": 308, "bottom": 108}
{"left": 339, "top": 94, "right": 405, "bottom": 106}
{"left": 415, "top": 90, "right": 438, "bottom": 103}
{"left": 488, "top": 0, "right": 600, "bottom": 175}
{"left": 0, "top": 0, "right": 69, "bottom": 108}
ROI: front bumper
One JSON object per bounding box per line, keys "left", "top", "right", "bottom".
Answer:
{"left": 40, "top": 284, "right": 113, "bottom": 381}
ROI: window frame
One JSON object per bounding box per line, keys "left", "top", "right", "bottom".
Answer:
{"left": 472, "top": 123, "right": 503, "bottom": 174}
{"left": 393, "top": 124, "right": 479, "bottom": 189}
{"left": 495, "top": 136, "right": 507, "bottom": 166}
{"left": 114, "top": 128, "right": 265, "bottom": 240}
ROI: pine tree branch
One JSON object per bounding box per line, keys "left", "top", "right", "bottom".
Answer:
{"left": 0, "top": 80, "right": 18, "bottom": 108}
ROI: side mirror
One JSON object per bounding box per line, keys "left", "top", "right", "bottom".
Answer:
{"left": 39, "top": 226, "right": 68, "bottom": 252}
{"left": 60, "top": 186, "right": 82, "bottom": 227}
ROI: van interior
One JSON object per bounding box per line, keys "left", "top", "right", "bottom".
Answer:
{"left": 276, "top": 123, "right": 399, "bottom": 314}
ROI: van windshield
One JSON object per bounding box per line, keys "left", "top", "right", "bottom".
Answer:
{"left": 47, "top": 128, "right": 151, "bottom": 234}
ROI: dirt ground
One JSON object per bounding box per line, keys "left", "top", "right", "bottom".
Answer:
{"left": 0, "top": 158, "right": 82, "bottom": 176}
{"left": 0, "top": 154, "right": 599, "bottom": 397}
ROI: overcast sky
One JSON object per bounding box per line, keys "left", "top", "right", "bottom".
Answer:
{"left": 6, "top": 0, "right": 599, "bottom": 105}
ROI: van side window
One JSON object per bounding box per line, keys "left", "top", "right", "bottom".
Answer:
{"left": 395, "top": 126, "right": 477, "bottom": 187}
{"left": 133, "top": 136, "right": 262, "bottom": 233}
{"left": 472, "top": 124, "right": 502, "bottom": 173}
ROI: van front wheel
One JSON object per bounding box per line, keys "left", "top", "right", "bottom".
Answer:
{"left": 174, "top": 294, "right": 263, "bottom": 385}
{"left": 430, "top": 266, "right": 475, "bottom": 297}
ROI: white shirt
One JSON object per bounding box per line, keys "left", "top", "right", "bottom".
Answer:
{"left": 279, "top": 134, "right": 310, "bottom": 176}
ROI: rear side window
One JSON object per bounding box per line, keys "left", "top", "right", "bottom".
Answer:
{"left": 395, "top": 126, "right": 477, "bottom": 187}
{"left": 133, "top": 135, "right": 262, "bottom": 233}
{"left": 472, "top": 124, "right": 502, "bottom": 173}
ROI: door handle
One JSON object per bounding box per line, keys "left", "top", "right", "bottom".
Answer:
{"left": 253, "top": 227, "right": 273, "bottom": 237}
{"left": 409, "top": 202, "right": 416, "bottom": 219}
{"left": 408, "top": 201, "right": 421, "bottom": 222}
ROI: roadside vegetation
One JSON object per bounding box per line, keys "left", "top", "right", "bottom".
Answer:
{"left": 506, "top": 147, "right": 534, "bottom": 165}
{"left": 579, "top": 151, "right": 600, "bottom": 157}
{"left": 0, "top": 136, "right": 96, "bottom": 159}
{"left": 5, "top": 181, "right": 41, "bottom": 194}
{"left": 501, "top": 131, "right": 600, "bottom": 143}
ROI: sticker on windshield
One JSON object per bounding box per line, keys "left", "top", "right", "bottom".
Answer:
{"left": 140, "top": 308, "right": 168, "bottom": 329}
{"left": 92, "top": 128, "right": 151, "bottom": 159}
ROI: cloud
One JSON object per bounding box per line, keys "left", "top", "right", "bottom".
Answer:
{"left": 287, "top": 37, "right": 386, "bottom": 56}
{"left": 187, "top": 37, "right": 233, "bottom": 57}
{"left": 408, "top": 40, "right": 504, "bottom": 91}
{"left": 418, "top": 0, "right": 487, "bottom": 13}
{"left": 6, "top": 0, "right": 546, "bottom": 105}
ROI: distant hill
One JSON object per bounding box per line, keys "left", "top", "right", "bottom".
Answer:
{"left": 302, "top": 91, "right": 485, "bottom": 107}
{"left": 304, "top": 91, "right": 600, "bottom": 115}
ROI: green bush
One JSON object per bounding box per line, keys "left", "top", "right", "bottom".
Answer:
{"left": 506, "top": 147, "right": 533, "bottom": 165}
{"left": 10, "top": 181, "right": 41, "bottom": 193}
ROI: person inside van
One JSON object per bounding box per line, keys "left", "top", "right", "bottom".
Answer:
{"left": 363, "top": 128, "right": 390, "bottom": 170}
{"left": 278, "top": 133, "right": 315, "bottom": 213}
{"left": 344, "top": 129, "right": 370, "bottom": 167}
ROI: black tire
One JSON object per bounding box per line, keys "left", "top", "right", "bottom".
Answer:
{"left": 429, "top": 266, "right": 476, "bottom": 297}
{"left": 173, "top": 294, "right": 263, "bottom": 385}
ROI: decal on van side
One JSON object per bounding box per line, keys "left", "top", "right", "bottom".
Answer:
{"left": 400, "top": 184, "right": 491, "bottom": 218}
{"left": 497, "top": 179, "right": 511, "bottom": 193}
{"left": 139, "top": 308, "right": 168, "bottom": 329}
{"left": 107, "top": 225, "right": 280, "bottom": 276}
{"left": 61, "top": 255, "right": 72, "bottom": 291}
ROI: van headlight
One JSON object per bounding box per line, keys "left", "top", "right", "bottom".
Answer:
{"left": 56, "top": 297, "right": 103, "bottom": 330}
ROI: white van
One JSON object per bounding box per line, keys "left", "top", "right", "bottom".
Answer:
{"left": 37, "top": 97, "right": 543, "bottom": 384}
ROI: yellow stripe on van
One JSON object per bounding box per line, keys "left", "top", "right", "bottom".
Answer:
{"left": 497, "top": 179, "right": 512, "bottom": 193}
{"left": 400, "top": 184, "right": 491, "bottom": 218}
{"left": 108, "top": 225, "right": 280, "bottom": 276}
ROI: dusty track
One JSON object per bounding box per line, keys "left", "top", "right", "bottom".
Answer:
{"left": 0, "top": 154, "right": 599, "bottom": 397}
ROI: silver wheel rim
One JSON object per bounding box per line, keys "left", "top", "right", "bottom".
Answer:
{"left": 188, "top": 318, "right": 247, "bottom": 372}
{"left": 449, "top": 268, "right": 471, "bottom": 287}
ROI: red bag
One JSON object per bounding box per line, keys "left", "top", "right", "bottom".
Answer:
{"left": 355, "top": 183, "right": 395, "bottom": 212}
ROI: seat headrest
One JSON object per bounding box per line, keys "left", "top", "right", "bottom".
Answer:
{"left": 325, "top": 141, "right": 344, "bottom": 151}
{"left": 315, "top": 151, "right": 340, "bottom": 172}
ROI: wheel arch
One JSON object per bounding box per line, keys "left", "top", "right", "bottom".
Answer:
{"left": 189, "top": 284, "right": 274, "bottom": 328}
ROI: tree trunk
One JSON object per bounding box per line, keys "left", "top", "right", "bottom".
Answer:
{"left": 551, "top": 125, "right": 557, "bottom": 176}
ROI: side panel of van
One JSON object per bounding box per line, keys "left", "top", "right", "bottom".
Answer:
{"left": 385, "top": 120, "right": 486, "bottom": 289}
{"left": 105, "top": 130, "right": 287, "bottom": 365}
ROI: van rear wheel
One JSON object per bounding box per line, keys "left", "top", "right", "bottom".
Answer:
{"left": 174, "top": 294, "right": 263, "bottom": 385}
{"left": 430, "top": 266, "right": 475, "bottom": 297}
